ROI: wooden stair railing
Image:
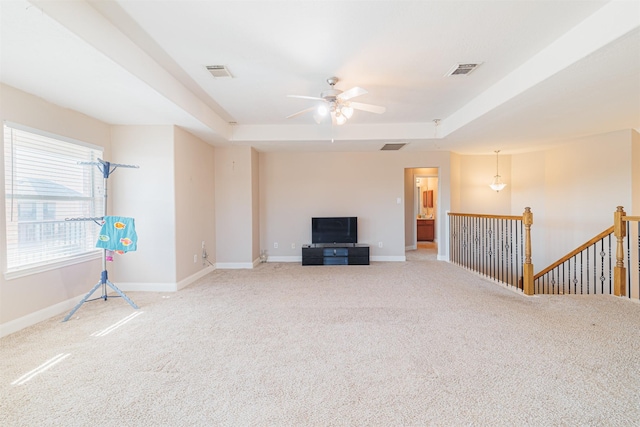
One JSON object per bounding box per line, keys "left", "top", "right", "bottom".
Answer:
{"left": 533, "top": 227, "right": 614, "bottom": 295}
{"left": 449, "top": 206, "right": 638, "bottom": 299}
{"left": 534, "top": 207, "right": 639, "bottom": 299}
{"left": 616, "top": 207, "right": 640, "bottom": 299}
{"left": 449, "top": 208, "right": 534, "bottom": 295}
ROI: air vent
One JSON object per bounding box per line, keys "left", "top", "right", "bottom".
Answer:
{"left": 445, "top": 63, "right": 481, "bottom": 76}
{"left": 206, "top": 65, "right": 233, "bottom": 78}
{"left": 381, "top": 143, "right": 406, "bottom": 151}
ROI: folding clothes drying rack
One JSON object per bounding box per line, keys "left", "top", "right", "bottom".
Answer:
{"left": 63, "top": 159, "right": 139, "bottom": 322}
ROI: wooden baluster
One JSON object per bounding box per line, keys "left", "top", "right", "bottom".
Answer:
{"left": 614, "top": 206, "right": 627, "bottom": 297}
{"left": 523, "top": 207, "right": 534, "bottom": 295}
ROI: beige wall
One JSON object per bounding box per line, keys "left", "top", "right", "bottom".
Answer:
{"left": 174, "top": 126, "right": 216, "bottom": 282}
{"left": 511, "top": 130, "right": 634, "bottom": 269}
{"left": 457, "top": 154, "right": 511, "bottom": 215}
{"left": 2, "top": 82, "right": 637, "bottom": 334}
{"left": 403, "top": 168, "right": 415, "bottom": 248}
{"left": 214, "top": 146, "right": 255, "bottom": 267}
{"left": 251, "top": 148, "right": 261, "bottom": 263}
{"left": 632, "top": 130, "right": 640, "bottom": 215}
{"left": 450, "top": 153, "right": 461, "bottom": 213}
{"left": 0, "top": 84, "right": 110, "bottom": 328}
{"left": 511, "top": 151, "right": 546, "bottom": 267}
{"left": 543, "top": 131, "right": 632, "bottom": 268}
{"left": 259, "top": 151, "right": 451, "bottom": 261}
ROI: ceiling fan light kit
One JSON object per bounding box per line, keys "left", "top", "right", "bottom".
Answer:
{"left": 287, "top": 77, "right": 386, "bottom": 125}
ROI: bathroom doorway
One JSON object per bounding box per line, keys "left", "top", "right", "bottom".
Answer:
{"left": 405, "top": 167, "right": 438, "bottom": 257}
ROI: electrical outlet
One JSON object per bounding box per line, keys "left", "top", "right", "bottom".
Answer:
{"left": 274, "top": 242, "right": 278, "bottom": 249}
{"left": 291, "top": 243, "right": 295, "bottom": 249}
{"left": 378, "top": 242, "right": 383, "bottom": 248}
{"left": 193, "top": 254, "right": 198, "bottom": 263}
{"left": 201, "top": 241, "right": 205, "bottom": 248}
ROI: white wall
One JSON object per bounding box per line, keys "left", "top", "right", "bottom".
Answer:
{"left": 0, "top": 84, "right": 110, "bottom": 330}
{"left": 110, "top": 126, "right": 177, "bottom": 287}
{"left": 215, "top": 146, "right": 255, "bottom": 267}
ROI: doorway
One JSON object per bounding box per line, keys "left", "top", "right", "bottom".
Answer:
{"left": 405, "top": 167, "right": 439, "bottom": 256}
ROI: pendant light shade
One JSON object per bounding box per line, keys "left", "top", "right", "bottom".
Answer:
{"left": 489, "top": 150, "right": 507, "bottom": 192}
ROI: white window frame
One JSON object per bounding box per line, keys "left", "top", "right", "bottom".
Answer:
{"left": 3, "top": 122, "right": 104, "bottom": 278}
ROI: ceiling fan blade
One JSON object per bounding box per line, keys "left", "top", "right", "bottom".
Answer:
{"left": 337, "top": 86, "right": 367, "bottom": 101}
{"left": 350, "top": 101, "right": 386, "bottom": 114}
{"left": 287, "top": 95, "right": 325, "bottom": 101}
{"left": 286, "top": 107, "right": 316, "bottom": 119}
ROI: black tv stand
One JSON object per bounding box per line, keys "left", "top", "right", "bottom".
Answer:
{"left": 302, "top": 243, "right": 370, "bottom": 266}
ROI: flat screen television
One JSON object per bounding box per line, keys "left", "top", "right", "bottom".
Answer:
{"left": 312, "top": 217, "right": 358, "bottom": 244}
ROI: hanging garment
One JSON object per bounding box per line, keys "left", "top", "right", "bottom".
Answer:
{"left": 96, "top": 216, "right": 138, "bottom": 252}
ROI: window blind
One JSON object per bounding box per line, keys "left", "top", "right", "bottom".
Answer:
{"left": 3, "top": 124, "right": 104, "bottom": 272}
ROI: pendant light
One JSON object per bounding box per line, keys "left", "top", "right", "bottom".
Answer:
{"left": 489, "top": 150, "right": 506, "bottom": 192}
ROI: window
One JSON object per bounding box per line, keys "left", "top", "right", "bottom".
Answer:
{"left": 3, "top": 123, "right": 104, "bottom": 273}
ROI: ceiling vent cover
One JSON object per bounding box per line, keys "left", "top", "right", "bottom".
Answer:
{"left": 381, "top": 143, "right": 406, "bottom": 151}
{"left": 446, "top": 63, "right": 481, "bottom": 76}
{"left": 206, "top": 65, "right": 233, "bottom": 78}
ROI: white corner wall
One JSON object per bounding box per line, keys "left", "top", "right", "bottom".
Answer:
{"left": 110, "top": 125, "right": 177, "bottom": 288}
{"left": 215, "top": 146, "right": 254, "bottom": 267}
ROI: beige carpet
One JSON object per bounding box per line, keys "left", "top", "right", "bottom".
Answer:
{"left": 1, "top": 249, "right": 639, "bottom": 426}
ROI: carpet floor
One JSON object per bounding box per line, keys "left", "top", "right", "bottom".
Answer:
{"left": 1, "top": 247, "right": 639, "bottom": 426}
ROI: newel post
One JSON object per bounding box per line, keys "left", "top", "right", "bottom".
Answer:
{"left": 614, "top": 206, "right": 627, "bottom": 297}
{"left": 523, "top": 207, "right": 534, "bottom": 296}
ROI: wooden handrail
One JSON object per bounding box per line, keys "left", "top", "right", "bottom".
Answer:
{"left": 534, "top": 226, "right": 614, "bottom": 280}
{"left": 622, "top": 215, "right": 640, "bottom": 222}
{"left": 448, "top": 212, "right": 523, "bottom": 221}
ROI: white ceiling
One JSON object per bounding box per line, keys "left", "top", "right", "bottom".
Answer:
{"left": 1, "top": 0, "right": 639, "bottom": 154}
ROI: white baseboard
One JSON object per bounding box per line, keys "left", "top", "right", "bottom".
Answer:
{"left": 0, "top": 266, "right": 217, "bottom": 337}
{"left": 177, "top": 266, "right": 215, "bottom": 290}
{"left": 0, "top": 296, "right": 78, "bottom": 338}
{"left": 266, "top": 256, "right": 301, "bottom": 263}
{"left": 100, "top": 265, "right": 216, "bottom": 292}
{"left": 437, "top": 254, "right": 449, "bottom": 261}
{"left": 371, "top": 256, "right": 406, "bottom": 262}
{"left": 215, "top": 262, "right": 256, "bottom": 269}
{"left": 116, "top": 281, "right": 178, "bottom": 292}
{"left": 268, "top": 255, "right": 405, "bottom": 263}
{"left": 406, "top": 245, "right": 417, "bottom": 251}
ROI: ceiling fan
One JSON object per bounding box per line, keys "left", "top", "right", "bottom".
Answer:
{"left": 286, "top": 77, "right": 386, "bottom": 125}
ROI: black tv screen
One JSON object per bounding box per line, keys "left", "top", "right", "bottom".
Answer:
{"left": 312, "top": 217, "right": 358, "bottom": 244}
